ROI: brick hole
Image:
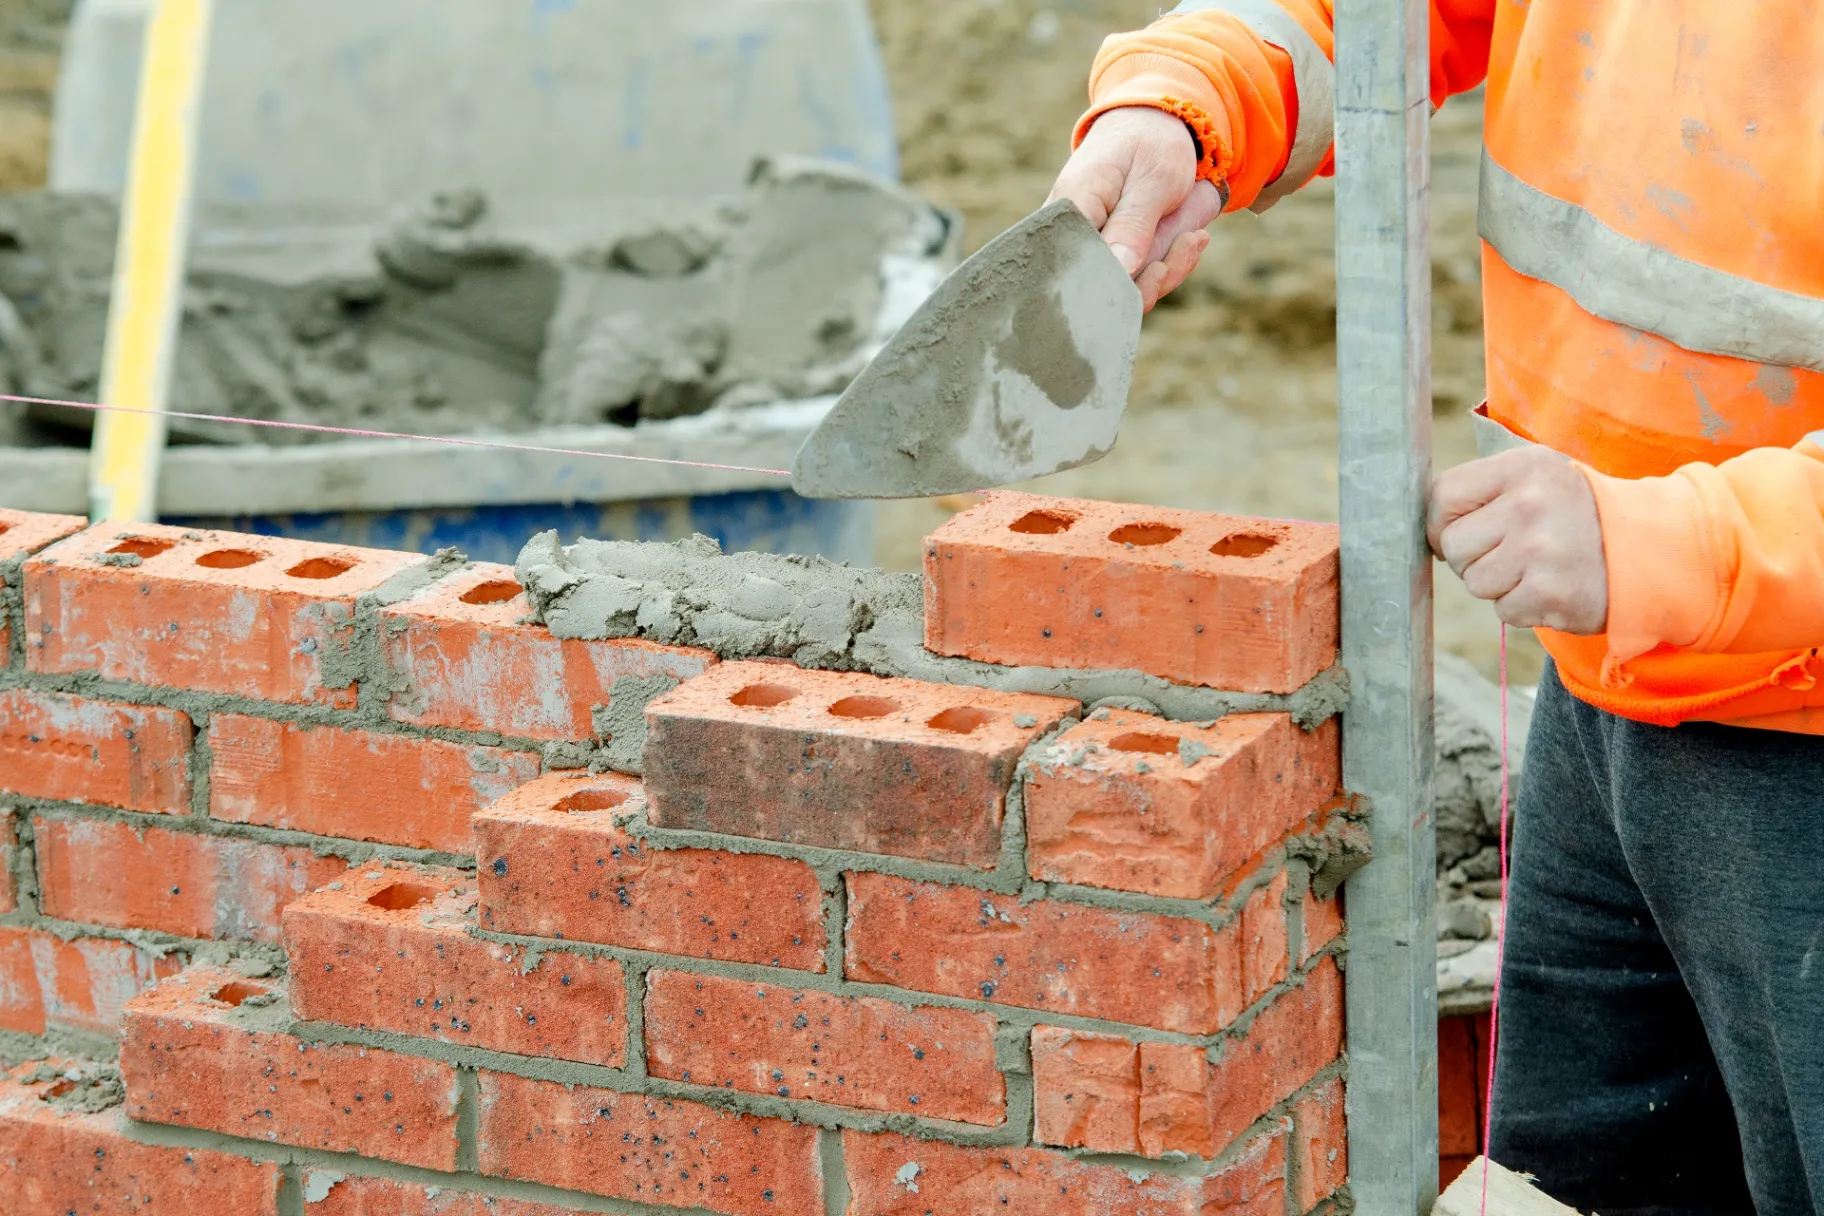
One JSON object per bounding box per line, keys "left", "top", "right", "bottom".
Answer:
{"left": 828, "top": 695, "right": 901, "bottom": 720}
{"left": 1108, "top": 731, "right": 1183, "bottom": 756}
{"left": 1211, "top": 533, "right": 1280, "bottom": 559}
{"left": 286, "top": 556, "right": 356, "bottom": 580}
{"left": 108, "top": 537, "right": 176, "bottom": 560}
{"left": 729, "top": 684, "right": 798, "bottom": 709}
{"left": 0, "top": 522, "right": 10, "bottom": 537}
{"left": 1107, "top": 522, "right": 1182, "bottom": 547}
{"left": 367, "top": 881, "right": 439, "bottom": 911}
{"left": 1009, "top": 509, "right": 1076, "bottom": 535}
{"left": 38, "top": 1078, "right": 74, "bottom": 1100}
{"left": 553, "top": 788, "right": 629, "bottom": 814}
{"left": 195, "top": 548, "right": 265, "bottom": 570}
{"left": 460, "top": 579, "right": 522, "bottom": 606}
{"left": 209, "top": 980, "right": 270, "bottom": 1007}
{"left": 927, "top": 706, "right": 994, "bottom": 735}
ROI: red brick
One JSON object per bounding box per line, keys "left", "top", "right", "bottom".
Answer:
{"left": 843, "top": 872, "right": 1242, "bottom": 1034}
{"left": 1200, "top": 1127, "right": 1290, "bottom": 1214}
{"left": 477, "top": 1070, "right": 822, "bottom": 1216}
{"left": 1301, "top": 886, "right": 1345, "bottom": 964}
{"left": 285, "top": 864, "right": 626, "bottom": 1066}
{"left": 1438, "top": 1012, "right": 1489, "bottom": 1159}
{"left": 476, "top": 772, "right": 824, "bottom": 970}
{"left": 24, "top": 522, "right": 421, "bottom": 706}
{"left": 924, "top": 492, "right": 1339, "bottom": 693}
{"left": 0, "top": 1060, "right": 282, "bottom": 1214}
{"left": 0, "top": 928, "right": 43, "bottom": 1034}
{"left": 35, "top": 816, "right": 347, "bottom": 941}
{"left": 209, "top": 714, "right": 542, "bottom": 852}
{"left": 382, "top": 562, "right": 715, "bottom": 740}
{"left": 0, "top": 509, "right": 88, "bottom": 659}
{"left": 122, "top": 966, "right": 462, "bottom": 1170}
{"left": 1241, "top": 871, "right": 1291, "bottom": 1004}
{"left": 843, "top": 1130, "right": 1203, "bottom": 1215}
{"left": 29, "top": 929, "right": 186, "bottom": 1034}
{"left": 643, "top": 969, "right": 1003, "bottom": 1124}
{"left": 305, "top": 1175, "right": 593, "bottom": 1215}
{"left": 1139, "top": 958, "right": 1346, "bottom": 1159}
{"left": 1292, "top": 1076, "right": 1348, "bottom": 1210}
{"left": 645, "top": 661, "right": 1074, "bottom": 868}
{"left": 1026, "top": 709, "right": 1339, "bottom": 899}
{"left": 0, "top": 809, "right": 14, "bottom": 914}
{"left": 1030, "top": 1026, "right": 1141, "bottom": 1153}
{"left": 0, "top": 688, "right": 194, "bottom": 814}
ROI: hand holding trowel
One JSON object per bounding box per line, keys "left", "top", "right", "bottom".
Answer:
{"left": 792, "top": 107, "right": 1220, "bottom": 501}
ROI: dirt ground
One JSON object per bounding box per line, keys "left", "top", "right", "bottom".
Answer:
{"left": 0, "top": 0, "right": 1542, "bottom": 683}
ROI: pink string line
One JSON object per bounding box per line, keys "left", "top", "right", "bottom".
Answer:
{"left": 1479, "top": 624, "right": 1513, "bottom": 1214}
{"left": 0, "top": 392, "right": 795, "bottom": 479}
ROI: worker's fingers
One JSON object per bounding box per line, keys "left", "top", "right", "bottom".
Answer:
{"left": 1493, "top": 568, "right": 1597, "bottom": 633}
{"left": 1054, "top": 108, "right": 1197, "bottom": 276}
{"left": 1047, "top": 155, "right": 1124, "bottom": 232}
{"left": 1425, "top": 449, "right": 1537, "bottom": 555}
{"left": 1145, "top": 180, "right": 1226, "bottom": 266}
{"left": 1435, "top": 501, "right": 1512, "bottom": 579}
{"left": 1456, "top": 537, "right": 1526, "bottom": 604}
{"left": 1138, "top": 229, "right": 1211, "bottom": 312}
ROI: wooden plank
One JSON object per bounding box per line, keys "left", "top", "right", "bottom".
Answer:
{"left": 1435, "top": 1158, "right": 1583, "bottom": 1216}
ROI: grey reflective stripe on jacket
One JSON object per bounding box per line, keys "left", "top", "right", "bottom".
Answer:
{"left": 1170, "top": 0, "right": 1334, "bottom": 212}
{"left": 1479, "top": 150, "right": 1824, "bottom": 374}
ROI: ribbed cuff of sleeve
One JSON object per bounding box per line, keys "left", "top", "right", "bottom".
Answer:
{"left": 1074, "top": 53, "right": 1232, "bottom": 184}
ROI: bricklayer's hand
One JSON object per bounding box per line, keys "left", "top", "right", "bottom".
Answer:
{"left": 1048, "top": 106, "right": 1224, "bottom": 312}
{"left": 1427, "top": 447, "right": 1610, "bottom": 635}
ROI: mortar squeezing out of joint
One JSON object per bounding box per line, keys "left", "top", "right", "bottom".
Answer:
{"left": 791, "top": 199, "right": 1143, "bottom": 500}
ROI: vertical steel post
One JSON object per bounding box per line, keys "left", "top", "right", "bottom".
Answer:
{"left": 1334, "top": 0, "right": 1438, "bottom": 1207}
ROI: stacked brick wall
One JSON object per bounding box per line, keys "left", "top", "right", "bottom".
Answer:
{"left": 0, "top": 496, "right": 1355, "bottom": 1214}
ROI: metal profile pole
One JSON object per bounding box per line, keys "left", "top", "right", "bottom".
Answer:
{"left": 1334, "top": 0, "right": 1438, "bottom": 1207}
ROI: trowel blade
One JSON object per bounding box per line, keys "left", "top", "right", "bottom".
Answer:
{"left": 792, "top": 199, "right": 1142, "bottom": 500}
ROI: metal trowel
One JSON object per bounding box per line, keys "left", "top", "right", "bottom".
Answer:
{"left": 792, "top": 199, "right": 1142, "bottom": 499}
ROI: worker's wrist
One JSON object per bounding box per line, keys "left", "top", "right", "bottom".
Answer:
{"left": 1581, "top": 465, "right": 1720, "bottom": 664}
{"left": 1074, "top": 56, "right": 1232, "bottom": 184}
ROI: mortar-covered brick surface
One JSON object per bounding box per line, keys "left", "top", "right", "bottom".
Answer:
{"left": 0, "top": 503, "right": 1349, "bottom": 1214}
{"left": 122, "top": 966, "right": 462, "bottom": 1170}
{"left": 925, "top": 492, "right": 1340, "bottom": 693}
{"left": 1026, "top": 708, "right": 1339, "bottom": 898}
{"left": 24, "top": 522, "right": 421, "bottom": 706}
{"left": 476, "top": 1070, "right": 824, "bottom": 1215}
{"left": 0, "top": 1060, "right": 284, "bottom": 1213}
{"left": 0, "top": 508, "right": 85, "bottom": 659}
{"left": 209, "top": 714, "right": 544, "bottom": 852}
{"left": 644, "top": 660, "right": 1075, "bottom": 867}
{"left": 382, "top": 561, "right": 715, "bottom": 740}
{"left": 285, "top": 864, "right": 627, "bottom": 1065}
{"left": 0, "top": 687, "right": 195, "bottom": 813}
{"left": 476, "top": 771, "right": 826, "bottom": 970}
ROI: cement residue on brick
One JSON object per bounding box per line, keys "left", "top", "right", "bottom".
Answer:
{"left": 514, "top": 532, "right": 1348, "bottom": 728}
{"left": 17, "top": 1060, "right": 125, "bottom": 1113}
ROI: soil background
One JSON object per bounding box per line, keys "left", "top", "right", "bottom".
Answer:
{"left": 0, "top": 0, "right": 1542, "bottom": 682}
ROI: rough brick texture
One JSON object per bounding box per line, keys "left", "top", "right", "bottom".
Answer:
{"left": 1026, "top": 709, "right": 1339, "bottom": 898}
{"left": 925, "top": 492, "right": 1340, "bottom": 693}
{"left": 644, "top": 969, "right": 1004, "bottom": 1124}
{"left": 305, "top": 1175, "right": 594, "bottom": 1215}
{"left": 382, "top": 562, "right": 714, "bottom": 739}
{"left": 0, "top": 1061, "right": 283, "bottom": 1214}
{"left": 844, "top": 871, "right": 1242, "bottom": 1034}
{"left": 843, "top": 1130, "right": 1209, "bottom": 1215}
{"left": 0, "top": 509, "right": 87, "bottom": 659}
{"left": 476, "top": 771, "right": 825, "bottom": 970}
{"left": 1440, "top": 1012, "right": 1491, "bottom": 1188}
{"left": 122, "top": 967, "right": 461, "bottom": 1170}
{"left": 24, "top": 523, "right": 420, "bottom": 706}
{"left": 477, "top": 1070, "right": 824, "bottom": 1216}
{"left": 1202, "top": 1128, "right": 1291, "bottom": 1215}
{"left": 1293, "top": 1076, "right": 1348, "bottom": 1209}
{"left": 209, "top": 714, "right": 543, "bottom": 852}
{"left": 0, "top": 926, "right": 184, "bottom": 1037}
{"left": 645, "top": 660, "right": 1074, "bottom": 868}
{"left": 35, "top": 816, "right": 347, "bottom": 941}
{"left": 285, "top": 864, "right": 626, "bottom": 1065}
{"left": 0, "top": 687, "right": 195, "bottom": 814}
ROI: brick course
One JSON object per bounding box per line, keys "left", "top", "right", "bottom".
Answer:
{"left": 0, "top": 688, "right": 194, "bottom": 814}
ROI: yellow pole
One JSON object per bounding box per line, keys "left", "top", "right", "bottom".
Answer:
{"left": 88, "top": 0, "right": 214, "bottom": 522}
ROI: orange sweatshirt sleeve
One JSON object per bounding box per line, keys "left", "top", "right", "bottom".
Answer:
{"left": 1074, "top": 0, "right": 1495, "bottom": 211}
{"left": 1586, "top": 438, "right": 1824, "bottom": 663}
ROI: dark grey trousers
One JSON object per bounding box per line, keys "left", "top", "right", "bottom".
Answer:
{"left": 1490, "top": 663, "right": 1824, "bottom": 1215}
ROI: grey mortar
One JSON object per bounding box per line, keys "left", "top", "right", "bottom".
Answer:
{"left": 591, "top": 674, "right": 685, "bottom": 776}
{"left": 514, "top": 532, "right": 1349, "bottom": 729}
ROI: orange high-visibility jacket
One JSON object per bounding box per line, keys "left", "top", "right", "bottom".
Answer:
{"left": 1079, "top": 0, "right": 1824, "bottom": 731}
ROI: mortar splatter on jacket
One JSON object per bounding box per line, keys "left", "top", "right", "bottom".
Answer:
{"left": 1078, "top": 0, "right": 1824, "bottom": 731}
